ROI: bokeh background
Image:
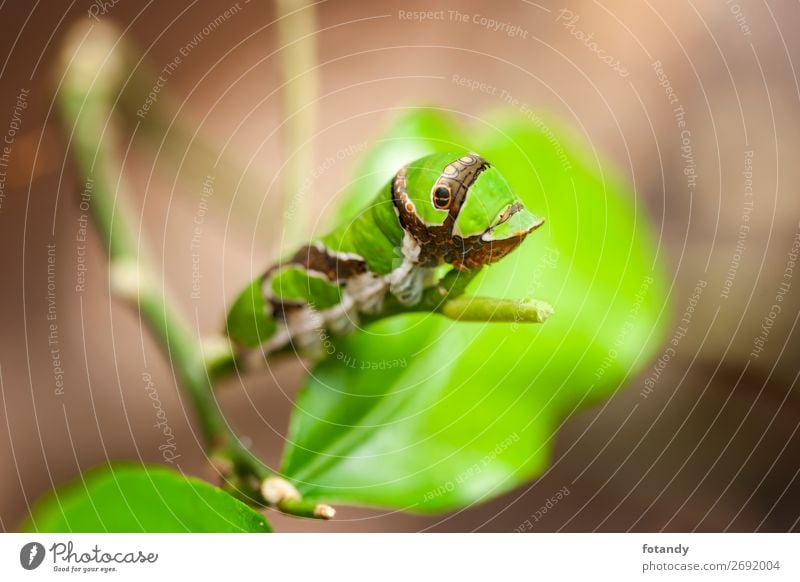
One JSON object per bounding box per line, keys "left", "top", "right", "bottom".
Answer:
{"left": 1, "top": 0, "right": 799, "bottom": 531}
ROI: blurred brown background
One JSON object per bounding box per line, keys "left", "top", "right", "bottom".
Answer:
{"left": 1, "top": 0, "right": 799, "bottom": 532}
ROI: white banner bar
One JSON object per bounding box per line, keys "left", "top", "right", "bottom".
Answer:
{"left": 1, "top": 533, "right": 797, "bottom": 581}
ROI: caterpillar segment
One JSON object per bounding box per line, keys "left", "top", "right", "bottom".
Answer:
{"left": 226, "top": 151, "right": 545, "bottom": 353}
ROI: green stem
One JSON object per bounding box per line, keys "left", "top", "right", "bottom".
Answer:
{"left": 441, "top": 296, "right": 554, "bottom": 323}
{"left": 275, "top": 0, "right": 319, "bottom": 247}
{"left": 59, "top": 21, "right": 231, "bottom": 451}
{"left": 57, "top": 21, "right": 332, "bottom": 520}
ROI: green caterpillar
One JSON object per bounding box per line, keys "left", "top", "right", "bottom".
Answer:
{"left": 226, "top": 151, "right": 544, "bottom": 352}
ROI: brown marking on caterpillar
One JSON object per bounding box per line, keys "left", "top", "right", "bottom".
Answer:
{"left": 267, "top": 297, "right": 305, "bottom": 319}
{"left": 288, "top": 243, "right": 368, "bottom": 282}
{"left": 435, "top": 153, "right": 490, "bottom": 225}
{"left": 392, "top": 154, "right": 491, "bottom": 268}
{"left": 261, "top": 243, "right": 368, "bottom": 321}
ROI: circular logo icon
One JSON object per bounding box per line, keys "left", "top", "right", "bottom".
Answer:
{"left": 19, "top": 542, "right": 46, "bottom": 570}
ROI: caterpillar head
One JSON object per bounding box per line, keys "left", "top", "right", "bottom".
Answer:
{"left": 392, "top": 152, "right": 544, "bottom": 271}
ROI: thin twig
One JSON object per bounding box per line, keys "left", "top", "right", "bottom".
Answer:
{"left": 275, "top": 0, "right": 319, "bottom": 247}
{"left": 57, "top": 20, "right": 332, "bottom": 520}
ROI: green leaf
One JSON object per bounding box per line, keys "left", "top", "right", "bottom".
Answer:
{"left": 281, "top": 108, "right": 669, "bottom": 512}
{"left": 23, "top": 464, "right": 272, "bottom": 532}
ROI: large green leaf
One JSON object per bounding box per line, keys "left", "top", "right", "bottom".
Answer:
{"left": 23, "top": 464, "right": 272, "bottom": 532}
{"left": 281, "top": 108, "right": 669, "bottom": 512}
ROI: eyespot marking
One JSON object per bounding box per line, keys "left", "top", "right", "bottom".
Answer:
{"left": 433, "top": 185, "right": 452, "bottom": 209}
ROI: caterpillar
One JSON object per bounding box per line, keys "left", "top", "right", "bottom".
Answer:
{"left": 226, "top": 151, "right": 544, "bottom": 353}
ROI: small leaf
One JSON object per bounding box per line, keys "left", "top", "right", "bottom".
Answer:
{"left": 23, "top": 464, "right": 272, "bottom": 533}
{"left": 280, "top": 108, "right": 669, "bottom": 512}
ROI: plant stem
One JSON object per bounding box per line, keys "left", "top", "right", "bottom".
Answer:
{"left": 57, "top": 21, "right": 332, "bottom": 520}
{"left": 441, "top": 296, "right": 554, "bottom": 323}
{"left": 275, "top": 0, "right": 319, "bottom": 247}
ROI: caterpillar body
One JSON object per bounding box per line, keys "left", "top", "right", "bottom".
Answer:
{"left": 227, "top": 151, "right": 544, "bottom": 353}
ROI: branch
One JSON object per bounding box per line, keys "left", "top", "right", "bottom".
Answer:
{"left": 275, "top": 0, "right": 319, "bottom": 247}
{"left": 57, "top": 21, "right": 332, "bottom": 520}
{"left": 441, "top": 296, "right": 554, "bottom": 324}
